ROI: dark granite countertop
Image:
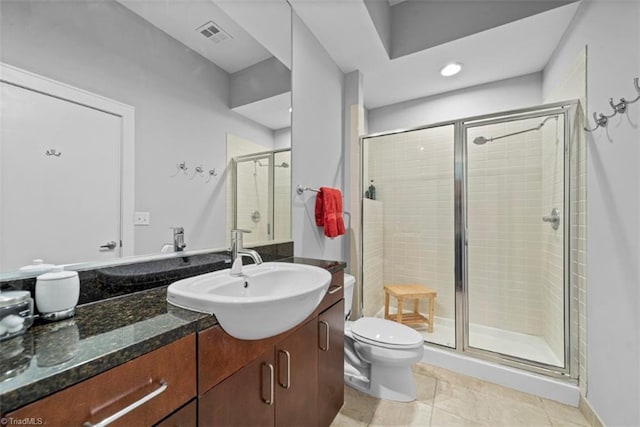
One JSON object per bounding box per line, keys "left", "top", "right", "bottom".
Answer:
{"left": 0, "top": 257, "right": 345, "bottom": 413}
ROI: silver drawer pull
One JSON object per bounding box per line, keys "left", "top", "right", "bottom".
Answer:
{"left": 319, "top": 320, "right": 330, "bottom": 351}
{"left": 83, "top": 380, "right": 167, "bottom": 427}
{"left": 261, "top": 363, "right": 275, "bottom": 405}
{"left": 278, "top": 350, "right": 291, "bottom": 389}
{"left": 328, "top": 285, "right": 343, "bottom": 295}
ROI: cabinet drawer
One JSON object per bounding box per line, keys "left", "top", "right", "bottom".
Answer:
{"left": 317, "top": 270, "right": 344, "bottom": 313}
{"left": 7, "top": 334, "right": 196, "bottom": 427}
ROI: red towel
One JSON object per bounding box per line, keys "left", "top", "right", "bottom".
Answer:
{"left": 315, "top": 187, "right": 346, "bottom": 238}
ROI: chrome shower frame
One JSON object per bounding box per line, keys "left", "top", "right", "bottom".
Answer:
{"left": 359, "top": 100, "right": 580, "bottom": 381}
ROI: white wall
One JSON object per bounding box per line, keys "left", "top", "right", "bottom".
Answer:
{"left": 367, "top": 73, "right": 542, "bottom": 133}
{"left": 0, "top": 0, "right": 274, "bottom": 256}
{"left": 274, "top": 127, "right": 292, "bottom": 150}
{"left": 543, "top": 1, "right": 640, "bottom": 425}
{"left": 291, "top": 12, "right": 346, "bottom": 261}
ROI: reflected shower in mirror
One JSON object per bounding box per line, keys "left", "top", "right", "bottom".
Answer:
{"left": 0, "top": 0, "right": 292, "bottom": 276}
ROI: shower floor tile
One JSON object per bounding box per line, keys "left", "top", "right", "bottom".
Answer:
{"left": 330, "top": 364, "right": 591, "bottom": 427}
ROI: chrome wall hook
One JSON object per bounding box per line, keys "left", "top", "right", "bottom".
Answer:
{"left": 608, "top": 97, "right": 628, "bottom": 114}
{"left": 585, "top": 112, "right": 609, "bottom": 132}
{"left": 45, "top": 148, "right": 62, "bottom": 157}
{"left": 205, "top": 168, "right": 218, "bottom": 183}
{"left": 630, "top": 77, "right": 640, "bottom": 103}
{"left": 178, "top": 161, "right": 188, "bottom": 174}
{"left": 189, "top": 165, "right": 204, "bottom": 180}
{"left": 585, "top": 76, "right": 639, "bottom": 132}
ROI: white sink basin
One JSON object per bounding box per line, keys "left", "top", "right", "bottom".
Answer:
{"left": 167, "top": 262, "right": 331, "bottom": 340}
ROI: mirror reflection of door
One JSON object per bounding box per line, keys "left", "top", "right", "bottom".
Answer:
{"left": 0, "top": 78, "right": 127, "bottom": 271}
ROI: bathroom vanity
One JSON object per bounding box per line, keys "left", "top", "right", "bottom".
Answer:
{"left": 0, "top": 258, "right": 345, "bottom": 427}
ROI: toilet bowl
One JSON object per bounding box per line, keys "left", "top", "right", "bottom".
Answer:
{"left": 343, "top": 274, "right": 424, "bottom": 402}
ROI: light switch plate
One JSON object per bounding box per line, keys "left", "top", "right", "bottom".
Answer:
{"left": 134, "top": 211, "right": 150, "bottom": 225}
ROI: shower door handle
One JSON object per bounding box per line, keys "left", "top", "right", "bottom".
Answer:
{"left": 542, "top": 208, "right": 560, "bottom": 230}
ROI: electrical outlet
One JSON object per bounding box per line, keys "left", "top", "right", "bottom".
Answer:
{"left": 134, "top": 211, "right": 150, "bottom": 226}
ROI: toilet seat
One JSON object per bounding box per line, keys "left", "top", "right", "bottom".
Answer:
{"left": 351, "top": 317, "right": 423, "bottom": 349}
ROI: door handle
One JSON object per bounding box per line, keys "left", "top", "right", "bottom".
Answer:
{"left": 99, "top": 241, "right": 117, "bottom": 250}
{"left": 277, "top": 349, "right": 291, "bottom": 389}
{"left": 261, "top": 362, "right": 274, "bottom": 405}
{"left": 319, "top": 320, "right": 330, "bottom": 351}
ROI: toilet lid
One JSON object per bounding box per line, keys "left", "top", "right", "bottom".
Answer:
{"left": 351, "top": 317, "right": 423, "bottom": 349}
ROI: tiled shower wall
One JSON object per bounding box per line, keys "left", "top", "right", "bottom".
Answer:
{"left": 362, "top": 199, "right": 384, "bottom": 317}
{"left": 364, "top": 126, "right": 456, "bottom": 321}
{"left": 466, "top": 120, "right": 545, "bottom": 336}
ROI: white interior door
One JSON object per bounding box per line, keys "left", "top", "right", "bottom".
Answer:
{"left": 1, "top": 81, "right": 123, "bottom": 270}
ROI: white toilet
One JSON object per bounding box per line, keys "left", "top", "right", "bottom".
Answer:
{"left": 343, "top": 274, "right": 424, "bottom": 402}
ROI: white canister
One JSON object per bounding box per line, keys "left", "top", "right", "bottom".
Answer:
{"left": 35, "top": 267, "right": 79, "bottom": 320}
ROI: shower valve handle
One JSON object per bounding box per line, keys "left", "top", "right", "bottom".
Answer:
{"left": 542, "top": 208, "right": 560, "bottom": 230}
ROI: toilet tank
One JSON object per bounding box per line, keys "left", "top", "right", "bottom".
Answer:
{"left": 344, "top": 273, "right": 355, "bottom": 318}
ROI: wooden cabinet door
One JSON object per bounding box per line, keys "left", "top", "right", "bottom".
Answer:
{"left": 318, "top": 300, "right": 345, "bottom": 427}
{"left": 275, "top": 319, "right": 318, "bottom": 427}
{"left": 199, "top": 348, "right": 275, "bottom": 427}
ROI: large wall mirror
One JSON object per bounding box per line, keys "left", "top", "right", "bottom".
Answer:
{"left": 0, "top": 0, "right": 292, "bottom": 277}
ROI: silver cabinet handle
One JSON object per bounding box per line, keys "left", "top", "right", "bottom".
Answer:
{"left": 328, "top": 285, "right": 343, "bottom": 295}
{"left": 278, "top": 350, "right": 291, "bottom": 389}
{"left": 83, "top": 379, "right": 167, "bottom": 427}
{"left": 99, "top": 241, "right": 117, "bottom": 250}
{"left": 319, "top": 321, "right": 330, "bottom": 351}
{"left": 261, "top": 363, "right": 274, "bottom": 405}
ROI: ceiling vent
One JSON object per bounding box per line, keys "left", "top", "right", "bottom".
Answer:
{"left": 195, "top": 21, "right": 232, "bottom": 44}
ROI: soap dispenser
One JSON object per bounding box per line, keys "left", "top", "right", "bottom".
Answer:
{"left": 35, "top": 266, "right": 79, "bottom": 321}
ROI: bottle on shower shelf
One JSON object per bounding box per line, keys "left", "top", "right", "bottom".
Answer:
{"left": 368, "top": 180, "right": 376, "bottom": 200}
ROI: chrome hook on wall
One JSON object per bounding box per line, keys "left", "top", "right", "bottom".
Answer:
{"left": 585, "top": 76, "right": 640, "bottom": 132}
{"left": 190, "top": 165, "right": 204, "bottom": 180}
{"left": 178, "top": 161, "right": 188, "bottom": 174}
{"left": 45, "top": 148, "right": 62, "bottom": 157}
{"left": 205, "top": 168, "right": 218, "bottom": 183}
{"left": 608, "top": 97, "right": 628, "bottom": 115}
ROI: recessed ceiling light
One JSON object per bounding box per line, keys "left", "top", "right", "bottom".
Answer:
{"left": 288, "top": 107, "right": 292, "bottom": 113}
{"left": 440, "top": 62, "right": 462, "bottom": 77}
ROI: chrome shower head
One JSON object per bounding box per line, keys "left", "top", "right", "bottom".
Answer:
{"left": 473, "top": 136, "right": 489, "bottom": 145}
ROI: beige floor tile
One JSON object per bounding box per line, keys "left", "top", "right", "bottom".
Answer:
{"left": 433, "top": 380, "right": 492, "bottom": 424}
{"left": 368, "top": 399, "right": 432, "bottom": 427}
{"left": 414, "top": 372, "right": 438, "bottom": 404}
{"left": 330, "top": 412, "right": 369, "bottom": 427}
{"left": 430, "top": 407, "right": 490, "bottom": 427}
{"left": 339, "top": 385, "right": 379, "bottom": 424}
{"left": 413, "top": 362, "right": 442, "bottom": 379}
{"left": 480, "top": 381, "right": 543, "bottom": 407}
{"left": 487, "top": 398, "right": 552, "bottom": 427}
{"left": 541, "top": 399, "right": 590, "bottom": 426}
{"left": 549, "top": 418, "right": 592, "bottom": 427}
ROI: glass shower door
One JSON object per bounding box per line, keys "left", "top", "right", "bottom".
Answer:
{"left": 361, "top": 124, "right": 456, "bottom": 348}
{"left": 464, "top": 112, "right": 567, "bottom": 368}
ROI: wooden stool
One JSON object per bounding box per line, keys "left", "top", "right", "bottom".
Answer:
{"left": 384, "top": 284, "right": 437, "bottom": 333}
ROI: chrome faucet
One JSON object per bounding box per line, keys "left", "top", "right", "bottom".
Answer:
{"left": 230, "top": 229, "right": 263, "bottom": 276}
{"left": 172, "top": 227, "right": 187, "bottom": 252}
